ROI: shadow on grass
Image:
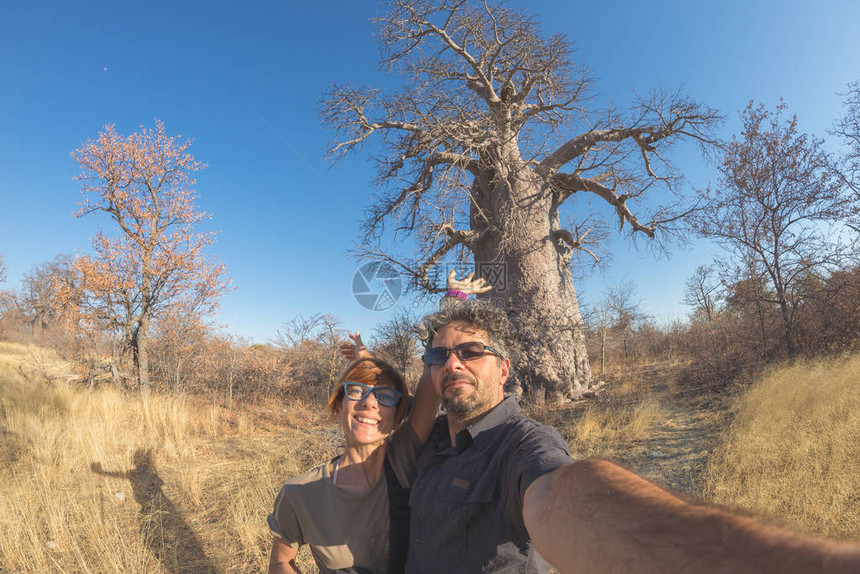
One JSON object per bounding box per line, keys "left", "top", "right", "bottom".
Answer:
{"left": 92, "top": 449, "right": 218, "bottom": 573}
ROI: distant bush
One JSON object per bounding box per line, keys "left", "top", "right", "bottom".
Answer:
{"left": 677, "top": 266, "right": 860, "bottom": 392}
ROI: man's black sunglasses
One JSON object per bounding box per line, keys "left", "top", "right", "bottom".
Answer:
{"left": 422, "top": 342, "right": 502, "bottom": 366}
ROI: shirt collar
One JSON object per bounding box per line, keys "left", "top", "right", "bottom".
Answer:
{"left": 432, "top": 395, "right": 521, "bottom": 451}
{"left": 465, "top": 395, "right": 520, "bottom": 450}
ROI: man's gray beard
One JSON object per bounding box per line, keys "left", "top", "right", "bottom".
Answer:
{"left": 443, "top": 393, "right": 482, "bottom": 421}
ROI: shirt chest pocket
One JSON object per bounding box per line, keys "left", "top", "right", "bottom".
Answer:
{"left": 437, "top": 473, "right": 494, "bottom": 505}
{"left": 423, "top": 473, "right": 496, "bottom": 566}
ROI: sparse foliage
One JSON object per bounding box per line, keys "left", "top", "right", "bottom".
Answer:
{"left": 199, "top": 337, "right": 291, "bottom": 402}
{"left": 71, "top": 121, "right": 230, "bottom": 393}
{"left": 15, "top": 255, "right": 81, "bottom": 338}
{"left": 678, "top": 260, "right": 860, "bottom": 391}
{"left": 148, "top": 305, "right": 213, "bottom": 391}
{"left": 19, "top": 262, "right": 62, "bottom": 336}
{"left": 683, "top": 265, "right": 721, "bottom": 322}
{"left": 603, "top": 282, "right": 644, "bottom": 335}
{"left": 371, "top": 309, "right": 421, "bottom": 384}
{"left": 587, "top": 281, "right": 647, "bottom": 374}
{"left": 833, "top": 80, "right": 860, "bottom": 216}
{"left": 693, "top": 102, "right": 849, "bottom": 357}
{"left": 273, "top": 313, "right": 338, "bottom": 348}
{"left": 585, "top": 303, "right": 611, "bottom": 376}
{"left": 793, "top": 266, "right": 860, "bottom": 354}
{"left": 274, "top": 313, "right": 346, "bottom": 403}
{"left": 323, "top": 0, "right": 719, "bottom": 400}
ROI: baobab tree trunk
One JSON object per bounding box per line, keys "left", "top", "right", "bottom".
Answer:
{"left": 503, "top": 254, "right": 593, "bottom": 403}
{"left": 472, "top": 162, "right": 594, "bottom": 403}
{"left": 321, "top": 1, "right": 720, "bottom": 401}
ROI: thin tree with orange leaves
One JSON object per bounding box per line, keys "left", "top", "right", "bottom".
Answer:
{"left": 71, "top": 120, "right": 230, "bottom": 393}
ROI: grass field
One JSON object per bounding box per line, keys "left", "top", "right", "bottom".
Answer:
{"left": 0, "top": 341, "right": 332, "bottom": 573}
{"left": 704, "top": 354, "right": 860, "bottom": 539}
{"left": 2, "top": 341, "right": 858, "bottom": 572}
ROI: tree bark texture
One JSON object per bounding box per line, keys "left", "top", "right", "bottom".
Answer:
{"left": 470, "top": 159, "right": 593, "bottom": 401}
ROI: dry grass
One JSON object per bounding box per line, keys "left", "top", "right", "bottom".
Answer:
{"left": 529, "top": 390, "right": 665, "bottom": 462}
{"left": 704, "top": 355, "right": 860, "bottom": 539}
{"left": 0, "top": 340, "right": 75, "bottom": 383}
{"left": 0, "top": 344, "right": 337, "bottom": 573}
{"left": 9, "top": 338, "right": 856, "bottom": 571}
{"left": 564, "top": 397, "right": 665, "bottom": 460}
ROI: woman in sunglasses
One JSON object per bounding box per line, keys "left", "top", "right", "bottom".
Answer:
{"left": 268, "top": 271, "right": 491, "bottom": 574}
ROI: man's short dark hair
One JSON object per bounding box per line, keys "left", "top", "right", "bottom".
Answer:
{"left": 418, "top": 299, "right": 517, "bottom": 362}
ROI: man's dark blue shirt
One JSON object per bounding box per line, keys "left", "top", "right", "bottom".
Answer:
{"left": 406, "top": 396, "right": 572, "bottom": 573}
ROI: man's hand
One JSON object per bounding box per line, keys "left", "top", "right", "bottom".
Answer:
{"left": 340, "top": 331, "right": 372, "bottom": 361}
{"left": 447, "top": 270, "right": 492, "bottom": 295}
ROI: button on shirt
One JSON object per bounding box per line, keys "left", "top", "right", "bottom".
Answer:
{"left": 406, "top": 396, "right": 572, "bottom": 573}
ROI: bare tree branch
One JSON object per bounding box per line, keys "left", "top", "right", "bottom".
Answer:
{"left": 551, "top": 172, "right": 655, "bottom": 237}
{"left": 552, "top": 228, "right": 599, "bottom": 264}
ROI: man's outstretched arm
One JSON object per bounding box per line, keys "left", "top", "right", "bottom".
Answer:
{"left": 523, "top": 458, "right": 860, "bottom": 574}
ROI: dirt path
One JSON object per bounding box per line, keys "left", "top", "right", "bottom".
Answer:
{"left": 603, "top": 363, "right": 731, "bottom": 497}
{"left": 626, "top": 398, "right": 723, "bottom": 495}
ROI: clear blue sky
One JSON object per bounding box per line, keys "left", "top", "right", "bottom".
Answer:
{"left": 1, "top": 0, "right": 858, "bottom": 343}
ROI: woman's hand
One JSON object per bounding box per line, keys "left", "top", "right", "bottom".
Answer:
{"left": 340, "top": 331, "right": 372, "bottom": 361}
{"left": 447, "top": 270, "right": 492, "bottom": 295}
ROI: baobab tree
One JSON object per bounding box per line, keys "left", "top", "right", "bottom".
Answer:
{"left": 323, "top": 0, "right": 719, "bottom": 400}
{"left": 72, "top": 121, "right": 230, "bottom": 393}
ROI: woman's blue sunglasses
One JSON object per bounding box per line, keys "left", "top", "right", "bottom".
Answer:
{"left": 342, "top": 382, "right": 402, "bottom": 407}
